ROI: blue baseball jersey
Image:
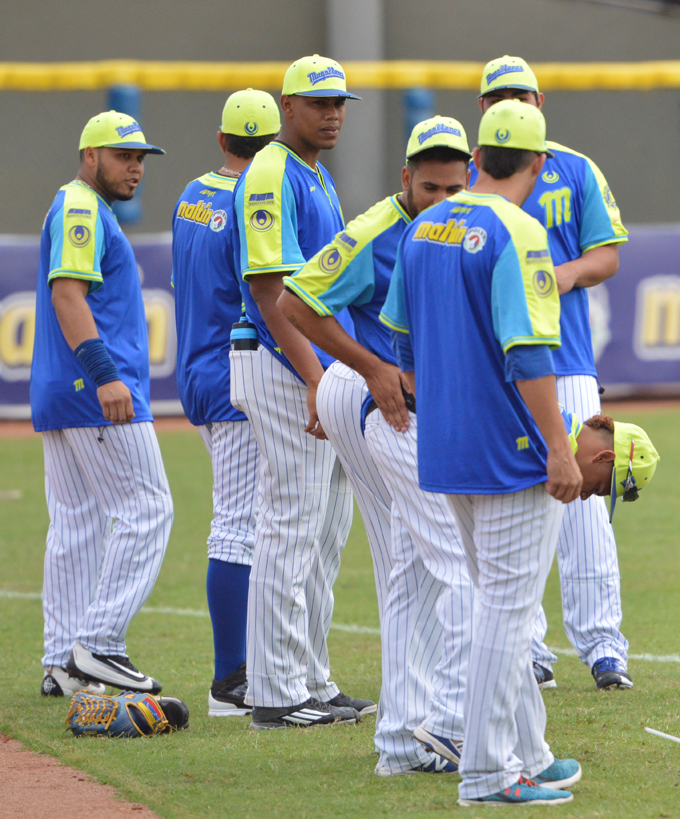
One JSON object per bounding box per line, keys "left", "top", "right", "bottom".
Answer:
{"left": 470, "top": 141, "right": 627, "bottom": 377}
{"left": 31, "top": 181, "right": 152, "bottom": 432}
{"left": 380, "top": 191, "right": 561, "bottom": 495}
{"left": 172, "top": 171, "right": 246, "bottom": 425}
{"left": 232, "top": 141, "right": 354, "bottom": 380}
{"left": 283, "top": 194, "right": 412, "bottom": 366}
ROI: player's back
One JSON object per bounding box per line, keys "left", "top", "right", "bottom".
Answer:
{"left": 386, "top": 191, "right": 560, "bottom": 495}
{"left": 31, "top": 181, "right": 151, "bottom": 432}
{"left": 172, "top": 172, "right": 245, "bottom": 425}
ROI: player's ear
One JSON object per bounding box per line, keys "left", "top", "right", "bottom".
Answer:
{"left": 465, "top": 167, "right": 471, "bottom": 190}
{"left": 401, "top": 165, "right": 411, "bottom": 193}
{"left": 280, "top": 95, "right": 295, "bottom": 118}
{"left": 533, "top": 153, "right": 547, "bottom": 177}
{"left": 217, "top": 130, "right": 228, "bottom": 153}
{"left": 82, "top": 146, "right": 98, "bottom": 170}
{"left": 593, "top": 449, "right": 616, "bottom": 464}
{"left": 536, "top": 92, "right": 545, "bottom": 110}
{"left": 472, "top": 147, "right": 482, "bottom": 172}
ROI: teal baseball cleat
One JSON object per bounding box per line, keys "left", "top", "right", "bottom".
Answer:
{"left": 458, "top": 776, "right": 573, "bottom": 806}
{"left": 532, "top": 758, "right": 582, "bottom": 790}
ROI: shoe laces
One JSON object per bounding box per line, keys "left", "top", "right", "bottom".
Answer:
{"left": 518, "top": 776, "right": 538, "bottom": 788}
{"left": 592, "top": 657, "right": 625, "bottom": 674}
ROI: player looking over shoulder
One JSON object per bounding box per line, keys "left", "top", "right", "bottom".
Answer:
{"left": 230, "top": 55, "right": 375, "bottom": 729}
{"left": 279, "top": 117, "right": 475, "bottom": 775}
{"left": 473, "top": 56, "right": 631, "bottom": 691}
{"left": 31, "top": 112, "right": 173, "bottom": 698}
{"left": 171, "top": 89, "right": 279, "bottom": 718}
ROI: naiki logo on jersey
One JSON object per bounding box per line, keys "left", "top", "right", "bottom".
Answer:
{"left": 413, "top": 218, "right": 468, "bottom": 246}
{"left": 533, "top": 269, "right": 555, "bottom": 298}
{"left": 319, "top": 248, "right": 342, "bottom": 274}
{"left": 307, "top": 66, "right": 345, "bottom": 85}
{"left": 249, "top": 210, "right": 274, "bottom": 232}
{"left": 176, "top": 199, "right": 214, "bottom": 226}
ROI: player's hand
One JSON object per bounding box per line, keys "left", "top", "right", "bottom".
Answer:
{"left": 305, "top": 383, "right": 328, "bottom": 440}
{"left": 97, "top": 380, "right": 135, "bottom": 425}
{"left": 364, "top": 361, "right": 410, "bottom": 433}
{"left": 554, "top": 261, "right": 580, "bottom": 295}
{"left": 545, "top": 445, "right": 582, "bottom": 503}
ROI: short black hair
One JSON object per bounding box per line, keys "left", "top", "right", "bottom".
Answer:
{"left": 407, "top": 146, "right": 471, "bottom": 170}
{"left": 224, "top": 132, "right": 277, "bottom": 159}
{"left": 479, "top": 146, "right": 538, "bottom": 180}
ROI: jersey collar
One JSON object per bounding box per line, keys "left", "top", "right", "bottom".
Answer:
{"left": 389, "top": 194, "right": 412, "bottom": 224}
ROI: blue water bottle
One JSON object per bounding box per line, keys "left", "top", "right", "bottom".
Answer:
{"left": 231, "top": 315, "right": 259, "bottom": 350}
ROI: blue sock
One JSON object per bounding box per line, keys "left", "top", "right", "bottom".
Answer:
{"left": 206, "top": 559, "right": 251, "bottom": 681}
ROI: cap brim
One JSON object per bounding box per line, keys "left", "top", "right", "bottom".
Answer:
{"left": 406, "top": 145, "right": 473, "bottom": 160}
{"left": 478, "top": 84, "right": 539, "bottom": 98}
{"left": 608, "top": 469, "right": 618, "bottom": 522}
{"left": 103, "top": 141, "right": 166, "bottom": 155}
{"left": 292, "top": 89, "right": 363, "bottom": 100}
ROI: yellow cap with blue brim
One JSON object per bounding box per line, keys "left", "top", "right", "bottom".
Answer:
{"left": 221, "top": 88, "right": 281, "bottom": 136}
{"left": 79, "top": 111, "right": 165, "bottom": 155}
{"left": 478, "top": 99, "right": 553, "bottom": 157}
{"left": 282, "top": 55, "right": 362, "bottom": 100}
{"left": 608, "top": 421, "right": 659, "bottom": 521}
{"left": 406, "top": 116, "right": 472, "bottom": 161}
{"left": 479, "top": 55, "right": 539, "bottom": 98}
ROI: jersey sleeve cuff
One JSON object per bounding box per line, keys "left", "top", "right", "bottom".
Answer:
{"left": 242, "top": 263, "right": 303, "bottom": 282}
{"left": 282, "top": 278, "right": 334, "bottom": 316}
{"left": 47, "top": 269, "right": 104, "bottom": 293}
{"left": 502, "top": 335, "right": 561, "bottom": 354}
{"left": 581, "top": 236, "right": 628, "bottom": 253}
{"left": 379, "top": 310, "right": 409, "bottom": 334}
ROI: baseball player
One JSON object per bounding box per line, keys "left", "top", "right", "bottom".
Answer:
{"left": 472, "top": 56, "right": 631, "bottom": 690}
{"left": 380, "top": 100, "right": 582, "bottom": 806}
{"left": 230, "top": 55, "right": 374, "bottom": 728}
{"left": 171, "top": 89, "right": 280, "bottom": 716}
{"left": 31, "top": 112, "right": 173, "bottom": 697}
{"left": 278, "top": 117, "right": 475, "bottom": 774}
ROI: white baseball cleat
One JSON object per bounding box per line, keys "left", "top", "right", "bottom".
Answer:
{"left": 66, "top": 642, "right": 162, "bottom": 694}
{"left": 41, "top": 665, "right": 106, "bottom": 697}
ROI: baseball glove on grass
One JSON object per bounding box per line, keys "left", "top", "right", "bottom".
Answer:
{"left": 65, "top": 690, "right": 189, "bottom": 737}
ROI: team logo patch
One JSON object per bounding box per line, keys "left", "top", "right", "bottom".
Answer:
{"left": 533, "top": 269, "right": 555, "bottom": 298}
{"left": 249, "top": 193, "right": 274, "bottom": 203}
{"left": 527, "top": 249, "right": 550, "bottom": 260}
{"left": 338, "top": 232, "right": 357, "bottom": 248}
{"left": 495, "top": 128, "right": 511, "bottom": 144}
{"left": 250, "top": 210, "right": 274, "bottom": 232}
{"left": 115, "top": 122, "right": 142, "bottom": 138}
{"left": 307, "top": 66, "right": 345, "bottom": 86}
{"left": 67, "top": 208, "right": 92, "bottom": 217}
{"left": 463, "top": 227, "right": 487, "bottom": 254}
{"left": 542, "top": 170, "right": 559, "bottom": 184}
{"left": 68, "top": 225, "right": 91, "bottom": 247}
{"left": 319, "top": 248, "right": 342, "bottom": 274}
{"left": 486, "top": 64, "right": 524, "bottom": 85}
{"left": 603, "top": 184, "right": 617, "bottom": 209}
{"left": 210, "top": 209, "right": 227, "bottom": 232}
{"left": 244, "top": 121, "right": 259, "bottom": 136}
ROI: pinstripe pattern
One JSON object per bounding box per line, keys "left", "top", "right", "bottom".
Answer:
{"left": 230, "top": 346, "right": 352, "bottom": 707}
{"left": 449, "top": 486, "right": 563, "bottom": 799}
{"left": 42, "top": 422, "right": 173, "bottom": 667}
{"left": 316, "top": 362, "right": 393, "bottom": 619}
{"left": 365, "top": 412, "right": 474, "bottom": 774}
{"left": 532, "top": 374, "right": 627, "bottom": 669}
{"left": 197, "top": 420, "right": 258, "bottom": 566}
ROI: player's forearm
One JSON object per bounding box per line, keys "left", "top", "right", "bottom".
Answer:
{"left": 515, "top": 375, "right": 569, "bottom": 453}
{"left": 250, "top": 274, "right": 325, "bottom": 387}
{"left": 51, "top": 277, "right": 99, "bottom": 350}
{"left": 554, "top": 244, "right": 619, "bottom": 294}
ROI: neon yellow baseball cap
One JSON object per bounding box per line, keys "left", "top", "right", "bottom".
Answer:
{"left": 406, "top": 116, "right": 472, "bottom": 161}
{"left": 282, "top": 54, "right": 362, "bottom": 100}
{"left": 479, "top": 55, "right": 539, "bottom": 98}
{"left": 609, "top": 421, "right": 659, "bottom": 521}
{"left": 478, "top": 100, "right": 553, "bottom": 156}
{"left": 79, "top": 111, "right": 165, "bottom": 155}
{"left": 221, "top": 88, "right": 281, "bottom": 136}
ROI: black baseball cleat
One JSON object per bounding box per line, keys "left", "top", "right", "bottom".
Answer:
{"left": 591, "top": 657, "right": 633, "bottom": 689}
{"left": 208, "top": 662, "right": 252, "bottom": 717}
{"left": 250, "top": 697, "right": 360, "bottom": 730}
{"left": 533, "top": 661, "right": 557, "bottom": 690}
{"left": 67, "top": 642, "right": 162, "bottom": 694}
{"left": 41, "top": 666, "right": 106, "bottom": 697}
{"left": 326, "top": 691, "right": 377, "bottom": 715}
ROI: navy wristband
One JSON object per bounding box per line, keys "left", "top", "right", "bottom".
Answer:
{"left": 74, "top": 338, "right": 121, "bottom": 388}
{"left": 504, "top": 344, "right": 555, "bottom": 382}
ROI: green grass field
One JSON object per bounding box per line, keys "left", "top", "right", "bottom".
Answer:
{"left": 1, "top": 408, "right": 679, "bottom": 818}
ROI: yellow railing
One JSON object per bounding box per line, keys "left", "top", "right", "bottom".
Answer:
{"left": 2, "top": 60, "right": 680, "bottom": 91}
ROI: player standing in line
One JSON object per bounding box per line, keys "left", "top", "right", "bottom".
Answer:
{"left": 279, "top": 117, "right": 475, "bottom": 774}
{"left": 380, "top": 101, "right": 582, "bottom": 806}
{"left": 171, "top": 90, "right": 280, "bottom": 717}
{"left": 31, "top": 112, "right": 173, "bottom": 697}
{"left": 473, "top": 56, "right": 631, "bottom": 690}
{"left": 230, "top": 55, "right": 375, "bottom": 729}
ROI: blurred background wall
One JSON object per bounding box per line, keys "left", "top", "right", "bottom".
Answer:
{"left": 0, "top": 0, "right": 678, "bottom": 231}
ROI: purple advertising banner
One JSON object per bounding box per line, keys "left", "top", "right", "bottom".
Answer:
{"left": 1, "top": 226, "right": 680, "bottom": 419}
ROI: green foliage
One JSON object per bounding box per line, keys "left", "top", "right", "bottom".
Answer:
{"left": 0, "top": 414, "right": 679, "bottom": 818}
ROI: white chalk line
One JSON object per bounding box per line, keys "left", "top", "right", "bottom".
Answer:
{"left": 2, "top": 589, "right": 678, "bottom": 662}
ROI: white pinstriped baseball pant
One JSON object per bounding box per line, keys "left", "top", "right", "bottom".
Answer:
{"left": 197, "top": 420, "right": 258, "bottom": 566}
{"left": 42, "top": 421, "right": 173, "bottom": 668}
{"left": 450, "top": 485, "right": 562, "bottom": 800}
{"left": 365, "top": 411, "right": 474, "bottom": 774}
{"left": 532, "top": 374, "right": 628, "bottom": 669}
{"left": 230, "top": 346, "right": 354, "bottom": 708}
